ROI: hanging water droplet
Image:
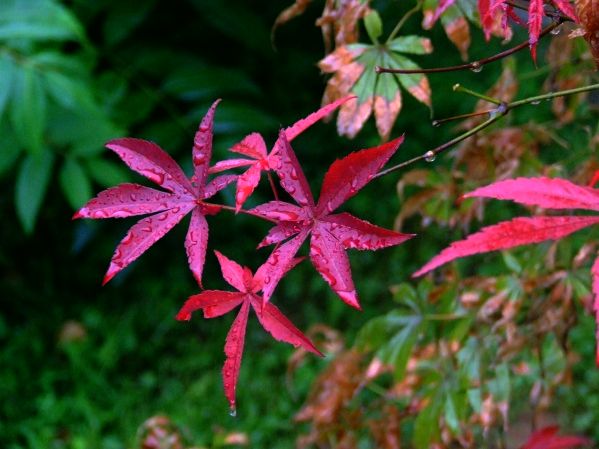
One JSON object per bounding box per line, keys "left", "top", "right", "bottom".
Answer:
{"left": 531, "top": 100, "right": 541, "bottom": 105}
{"left": 424, "top": 151, "right": 436, "bottom": 162}
{"left": 431, "top": 120, "right": 441, "bottom": 128}
{"left": 229, "top": 408, "right": 237, "bottom": 417}
{"left": 470, "top": 62, "right": 483, "bottom": 73}
{"left": 452, "top": 83, "right": 461, "bottom": 92}
{"left": 550, "top": 25, "right": 561, "bottom": 35}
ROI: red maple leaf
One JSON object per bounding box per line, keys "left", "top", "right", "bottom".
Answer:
{"left": 413, "top": 177, "right": 599, "bottom": 363}
{"left": 209, "top": 96, "right": 353, "bottom": 211}
{"left": 176, "top": 250, "right": 322, "bottom": 413}
{"left": 74, "top": 100, "right": 236, "bottom": 286}
{"left": 521, "top": 425, "right": 590, "bottom": 449}
{"left": 250, "top": 131, "right": 415, "bottom": 309}
{"left": 479, "top": 0, "right": 577, "bottom": 61}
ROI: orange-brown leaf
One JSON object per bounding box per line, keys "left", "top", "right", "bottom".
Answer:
{"left": 576, "top": 0, "right": 599, "bottom": 67}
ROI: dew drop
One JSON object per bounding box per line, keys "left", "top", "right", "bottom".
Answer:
{"left": 470, "top": 62, "right": 483, "bottom": 73}
{"left": 424, "top": 151, "right": 436, "bottom": 162}
{"left": 431, "top": 120, "right": 441, "bottom": 128}
{"left": 531, "top": 100, "right": 541, "bottom": 105}
{"left": 229, "top": 408, "right": 237, "bottom": 417}
{"left": 129, "top": 193, "right": 137, "bottom": 201}
{"left": 550, "top": 25, "right": 561, "bottom": 35}
{"left": 290, "top": 168, "right": 298, "bottom": 180}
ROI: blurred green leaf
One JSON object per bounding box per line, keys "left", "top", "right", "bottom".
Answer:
{"left": 0, "top": 53, "right": 15, "bottom": 119}
{"left": 59, "top": 158, "right": 92, "bottom": 210}
{"left": 43, "top": 70, "right": 95, "bottom": 111}
{"left": 15, "top": 150, "right": 54, "bottom": 233}
{"left": 364, "top": 10, "right": 383, "bottom": 43}
{"left": 10, "top": 65, "right": 47, "bottom": 156}
{"left": 0, "top": 123, "right": 21, "bottom": 177}
{"left": 85, "top": 158, "right": 131, "bottom": 188}
{"left": 413, "top": 391, "right": 442, "bottom": 449}
{"left": 30, "top": 51, "right": 90, "bottom": 76}
{"left": 103, "top": 0, "right": 157, "bottom": 46}
{"left": 0, "top": 0, "right": 85, "bottom": 43}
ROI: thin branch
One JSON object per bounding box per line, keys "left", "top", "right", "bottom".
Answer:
{"left": 374, "top": 82, "right": 599, "bottom": 178}
{"left": 386, "top": 0, "right": 424, "bottom": 43}
{"left": 453, "top": 83, "right": 502, "bottom": 104}
{"left": 432, "top": 109, "right": 495, "bottom": 127}
{"left": 375, "top": 21, "right": 562, "bottom": 75}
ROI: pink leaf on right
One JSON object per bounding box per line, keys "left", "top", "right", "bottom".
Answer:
{"left": 465, "top": 177, "right": 599, "bottom": 211}
{"left": 414, "top": 216, "right": 599, "bottom": 277}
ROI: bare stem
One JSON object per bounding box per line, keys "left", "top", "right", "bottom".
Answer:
{"left": 205, "top": 202, "right": 277, "bottom": 222}
{"left": 375, "top": 82, "right": 599, "bottom": 179}
{"left": 432, "top": 109, "right": 495, "bottom": 127}
{"left": 453, "top": 83, "right": 502, "bottom": 104}
{"left": 386, "top": 0, "right": 424, "bottom": 43}
{"left": 267, "top": 171, "right": 280, "bottom": 201}
{"left": 376, "top": 21, "right": 561, "bottom": 75}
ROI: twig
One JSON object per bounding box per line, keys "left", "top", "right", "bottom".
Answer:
{"left": 375, "top": 21, "right": 562, "bottom": 75}
{"left": 386, "top": 0, "right": 424, "bottom": 43}
{"left": 205, "top": 202, "right": 277, "bottom": 222}
{"left": 374, "top": 83, "right": 599, "bottom": 178}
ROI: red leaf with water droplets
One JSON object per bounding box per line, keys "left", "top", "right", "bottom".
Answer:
{"left": 251, "top": 132, "right": 413, "bottom": 308}
{"left": 223, "top": 301, "right": 250, "bottom": 413}
{"left": 528, "top": 0, "right": 544, "bottom": 62}
{"left": 316, "top": 135, "right": 405, "bottom": 215}
{"left": 73, "top": 184, "right": 180, "bottom": 219}
{"left": 323, "top": 212, "right": 415, "bottom": 250}
{"left": 521, "top": 425, "right": 590, "bottom": 449}
{"left": 208, "top": 97, "right": 353, "bottom": 211}
{"left": 464, "top": 177, "right": 599, "bottom": 211}
{"left": 103, "top": 203, "right": 195, "bottom": 285}
{"left": 414, "top": 216, "right": 599, "bottom": 276}
{"left": 176, "top": 251, "right": 319, "bottom": 412}
{"left": 76, "top": 100, "right": 234, "bottom": 286}
{"left": 553, "top": 0, "right": 578, "bottom": 21}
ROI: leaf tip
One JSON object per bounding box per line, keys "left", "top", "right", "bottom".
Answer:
{"left": 72, "top": 210, "right": 84, "bottom": 220}
{"left": 175, "top": 310, "right": 192, "bottom": 321}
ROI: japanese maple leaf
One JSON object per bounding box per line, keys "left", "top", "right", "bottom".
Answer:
{"left": 250, "top": 131, "right": 414, "bottom": 309}
{"left": 319, "top": 38, "right": 432, "bottom": 140}
{"left": 479, "top": 0, "right": 577, "bottom": 61}
{"left": 74, "top": 100, "right": 235, "bottom": 286}
{"left": 521, "top": 425, "right": 589, "bottom": 449}
{"left": 413, "top": 177, "right": 599, "bottom": 363}
{"left": 208, "top": 97, "right": 351, "bottom": 211}
{"left": 176, "top": 250, "right": 322, "bottom": 413}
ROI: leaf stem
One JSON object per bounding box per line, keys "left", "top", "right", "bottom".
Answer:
{"left": 267, "top": 171, "right": 280, "bottom": 201}
{"left": 386, "top": 0, "right": 424, "bottom": 43}
{"left": 376, "top": 21, "right": 561, "bottom": 75}
{"left": 453, "top": 83, "right": 502, "bottom": 104}
{"left": 205, "top": 202, "right": 277, "bottom": 222}
{"left": 431, "top": 109, "right": 495, "bottom": 127}
{"left": 375, "top": 82, "right": 599, "bottom": 178}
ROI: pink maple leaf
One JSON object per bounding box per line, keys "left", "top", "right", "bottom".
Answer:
{"left": 74, "top": 100, "right": 236, "bottom": 286}
{"left": 176, "top": 250, "right": 322, "bottom": 413}
{"left": 250, "top": 131, "right": 415, "bottom": 309}
{"left": 479, "top": 0, "right": 578, "bottom": 61}
{"left": 521, "top": 425, "right": 589, "bottom": 449}
{"left": 208, "top": 96, "right": 354, "bottom": 211}
{"left": 413, "top": 177, "right": 599, "bottom": 364}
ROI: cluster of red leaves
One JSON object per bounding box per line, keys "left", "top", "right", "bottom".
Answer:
{"left": 76, "top": 98, "right": 412, "bottom": 411}
{"left": 414, "top": 177, "right": 599, "bottom": 364}
{"left": 480, "top": 0, "right": 577, "bottom": 61}
{"left": 521, "top": 426, "right": 590, "bottom": 449}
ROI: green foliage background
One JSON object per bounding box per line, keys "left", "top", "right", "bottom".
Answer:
{"left": 2, "top": 0, "right": 599, "bottom": 448}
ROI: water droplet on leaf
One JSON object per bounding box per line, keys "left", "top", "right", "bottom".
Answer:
{"left": 424, "top": 151, "right": 436, "bottom": 162}
{"left": 229, "top": 408, "right": 237, "bottom": 417}
{"left": 432, "top": 120, "right": 440, "bottom": 128}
